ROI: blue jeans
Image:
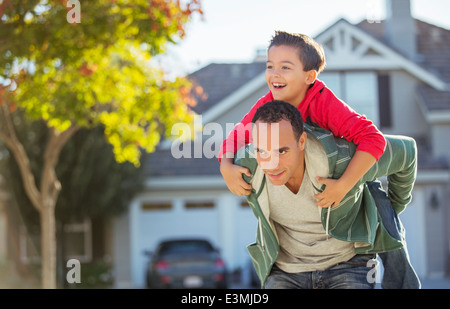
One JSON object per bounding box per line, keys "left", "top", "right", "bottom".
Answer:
{"left": 265, "top": 254, "right": 376, "bottom": 289}
{"left": 367, "top": 180, "right": 421, "bottom": 289}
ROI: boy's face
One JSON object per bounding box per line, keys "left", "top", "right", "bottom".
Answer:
{"left": 253, "top": 119, "right": 306, "bottom": 190}
{"left": 265, "top": 45, "right": 313, "bottom": 106}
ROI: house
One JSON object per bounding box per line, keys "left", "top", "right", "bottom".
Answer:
{"left": 112, "top": 0, "right": 449, "bottom": 287}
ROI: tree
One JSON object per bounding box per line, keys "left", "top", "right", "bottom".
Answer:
{"left": 0, "top": 111, "right": 147, "bottom": 287}
{"left": 0, "top": 0, "right": 203, "bottom": 288}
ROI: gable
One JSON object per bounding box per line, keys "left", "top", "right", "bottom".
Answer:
{"left": 314, "top": 19, "right": 447, "bottom": 91}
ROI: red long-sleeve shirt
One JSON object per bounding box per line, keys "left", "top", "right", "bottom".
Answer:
{"left": 218, "top": 79, "right": 386, "bottom": 162}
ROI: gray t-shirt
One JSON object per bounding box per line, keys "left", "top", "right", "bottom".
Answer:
{"left": 267, "top": 168, "right": 355, "bottom": 273}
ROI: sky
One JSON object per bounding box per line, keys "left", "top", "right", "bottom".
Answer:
{"left": 159, "top": 0, "right": 450, "bottom": 77}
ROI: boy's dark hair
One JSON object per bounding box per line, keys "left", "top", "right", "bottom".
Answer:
{"left": 252, "top": 100, "right": 304, "bottom": 142}
{"left": 269, "top": 31, "right": 326, "bottom": 74}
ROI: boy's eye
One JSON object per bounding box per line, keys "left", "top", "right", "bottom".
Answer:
{"left": 279, "top": 149, "right": 286, "bottom": 154}
{"left": 266, "top": 65, "right": 273, "bottom": 70}
{"left": 282, "top": 66, "right": 290, "bottom": 70}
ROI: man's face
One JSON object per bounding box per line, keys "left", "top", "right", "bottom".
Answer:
{"left": 265, "top": 45, "right": 311, "bottom": 105}
{"left": 253, "top": 119, "right": 306, "bottom": 187}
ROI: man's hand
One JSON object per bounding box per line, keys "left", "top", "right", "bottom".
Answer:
{"left": 220, "top": 157, "right": 252, "bottom": 196}
{"left": 314, "top": 177, "right": 350, "bottom": 208}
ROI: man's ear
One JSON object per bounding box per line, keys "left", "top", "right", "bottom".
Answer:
{"left": 298, "top": 132, "right": 307, "bottom": 151}
{"left": 306, "top": 70, "right": 318, "bottom": 84}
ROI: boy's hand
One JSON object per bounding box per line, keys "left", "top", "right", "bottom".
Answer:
{"left": 220, "top": 158, "right": 252, "bottom": 196}
{"left": 314, "top": 177, "right": 350, "bottom": 208}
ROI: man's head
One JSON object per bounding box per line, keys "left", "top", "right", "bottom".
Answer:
{"left": 265, "top": 31, "right": 326, "bottom": 106}
{"left": 251, "top": 101, "right": 307, "bottom": 189}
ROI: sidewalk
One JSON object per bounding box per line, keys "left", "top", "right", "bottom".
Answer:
{"left": 230, "top": 277, "right": 450, "bottom": 289}
{"left": 420, "top": 277, "right": 450, "bottom": 289}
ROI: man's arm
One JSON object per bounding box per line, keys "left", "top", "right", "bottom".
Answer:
{"left": 360, "top": 135, "right": 418, "bottom": 214}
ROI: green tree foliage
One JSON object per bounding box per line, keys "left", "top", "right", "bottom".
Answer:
{"left": 1, "top": 0, "right": 202, "bottom": 165}
{"left": 0, "top": 0, "right": 203, "bottom": 288}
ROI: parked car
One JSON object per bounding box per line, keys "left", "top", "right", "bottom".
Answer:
{"left": 145, "top": 238, "right": 228, "bottom": 289}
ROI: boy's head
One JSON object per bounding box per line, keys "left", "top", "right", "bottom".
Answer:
{"left": 265, "top": 31, "right": 326, "bottom": 106}
{"left": 269, "top": 31, "right": 326, "bottom": 74}
{"left": 251, "top": 100, "right": 307, "bottom": 187}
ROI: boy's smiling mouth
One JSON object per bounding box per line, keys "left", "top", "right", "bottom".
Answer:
{"left": 272, "top": 83, "right": 286, "bottom": 89}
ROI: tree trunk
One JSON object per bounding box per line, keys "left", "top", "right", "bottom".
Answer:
{"left": 1, "top": 103, "right": 79, "bottom": 288}
{"left": 40, "top": 200, "right": 57, "bottom": 289}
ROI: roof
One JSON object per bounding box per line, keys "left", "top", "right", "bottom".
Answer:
{"left": 356, "top": 18, "right": 450, "bottom": 116}
{"left": 356, "top": 19, "right": 450, "bottom": 84}
{"left": 416, "top": 85, "right": 450, "bottom": 111}
{"left": 144, "top": 148, "right": 221, "bottom": 177}
{"left": 189, "top": 62, "right": 266, "bottom": 115}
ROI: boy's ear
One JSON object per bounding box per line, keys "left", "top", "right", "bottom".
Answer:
{"left": 306, "top": 70, "right": 318, "bottom": 84}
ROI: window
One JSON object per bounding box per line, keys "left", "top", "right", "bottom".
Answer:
{"left": 377, "top": 74, "right": 392, "bottom": 128}
{"left": 320, "top": 71, "right": 379, "bottom": 126}
{"left": 141, "top": 202, "right": 172, "bottom": 211}
{"left": 63, "top": 219, "right": 92, "bottom": 262}
{"left": 184, "top": 201, "right": 215, "bottom": 209}
{"left": 240, "top": 200, "right": 250, "bottom": 208}
{"left": 20, "top": 219, "right": 93, "bottom": 264}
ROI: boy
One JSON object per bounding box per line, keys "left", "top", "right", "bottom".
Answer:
{"left": 219, "top": 31, "right": 420, "bottom": 288}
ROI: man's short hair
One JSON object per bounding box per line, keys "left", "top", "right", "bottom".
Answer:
{"left": 251, "top": 100, "right": 304, "bottom": 142}
{"left": 269, "top": 31, "right": 326, "bottom": 74}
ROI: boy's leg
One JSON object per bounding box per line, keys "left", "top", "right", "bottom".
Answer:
{"left": 367, "top": 180, "right": 421, "bottom": 289}
{"left": 379, "top": 247, "right": 421, "bottom": 289}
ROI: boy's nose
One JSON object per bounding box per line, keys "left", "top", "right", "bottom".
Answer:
{"left": 271, "top": 69, "right": 281, "bottom": 77}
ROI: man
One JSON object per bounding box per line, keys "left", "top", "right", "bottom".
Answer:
{"left": 235, "top": 101, "right": 417, "bottom": 289}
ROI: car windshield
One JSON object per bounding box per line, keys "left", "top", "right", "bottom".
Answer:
{"left": 159, "top": 240, "right": 213, "bottom": 255}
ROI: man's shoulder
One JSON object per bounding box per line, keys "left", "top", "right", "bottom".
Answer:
{"left": 383, "top": 135, "right": 417, "bottom": 157}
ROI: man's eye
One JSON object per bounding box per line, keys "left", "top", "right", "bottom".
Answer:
{"left": 282, "top": 66, "right": 290, "bottom": 70}
{"left": 257, "top": 149, "right": 269, "bottom": 158}
{"left": 279, "top": 149, "right": 286, "bottom": 154}
{"left": 266, "top": 65, "right": 273, "bottom": 70}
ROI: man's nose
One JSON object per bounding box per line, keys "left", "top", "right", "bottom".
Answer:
{"left": 260, "top": 152, "right": 279, "bottom": 170}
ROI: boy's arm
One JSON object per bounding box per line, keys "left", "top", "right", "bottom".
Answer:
{"left": 312, "top": 88, "right": 385, "bottom": 207}
{"left": 218, "top": 92, "right": 273, "bottom": 163}
{"left": 219, "top": 92, "right": 273, "bottom": 196}
{"left": 220, "top": 155, "right": 252, "bottom": 196}
{"left": 312, "top": 88, "right": 386, "bottom": 161}
{"left": 314, "top": 150, "right": 376, "bottom": 208}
